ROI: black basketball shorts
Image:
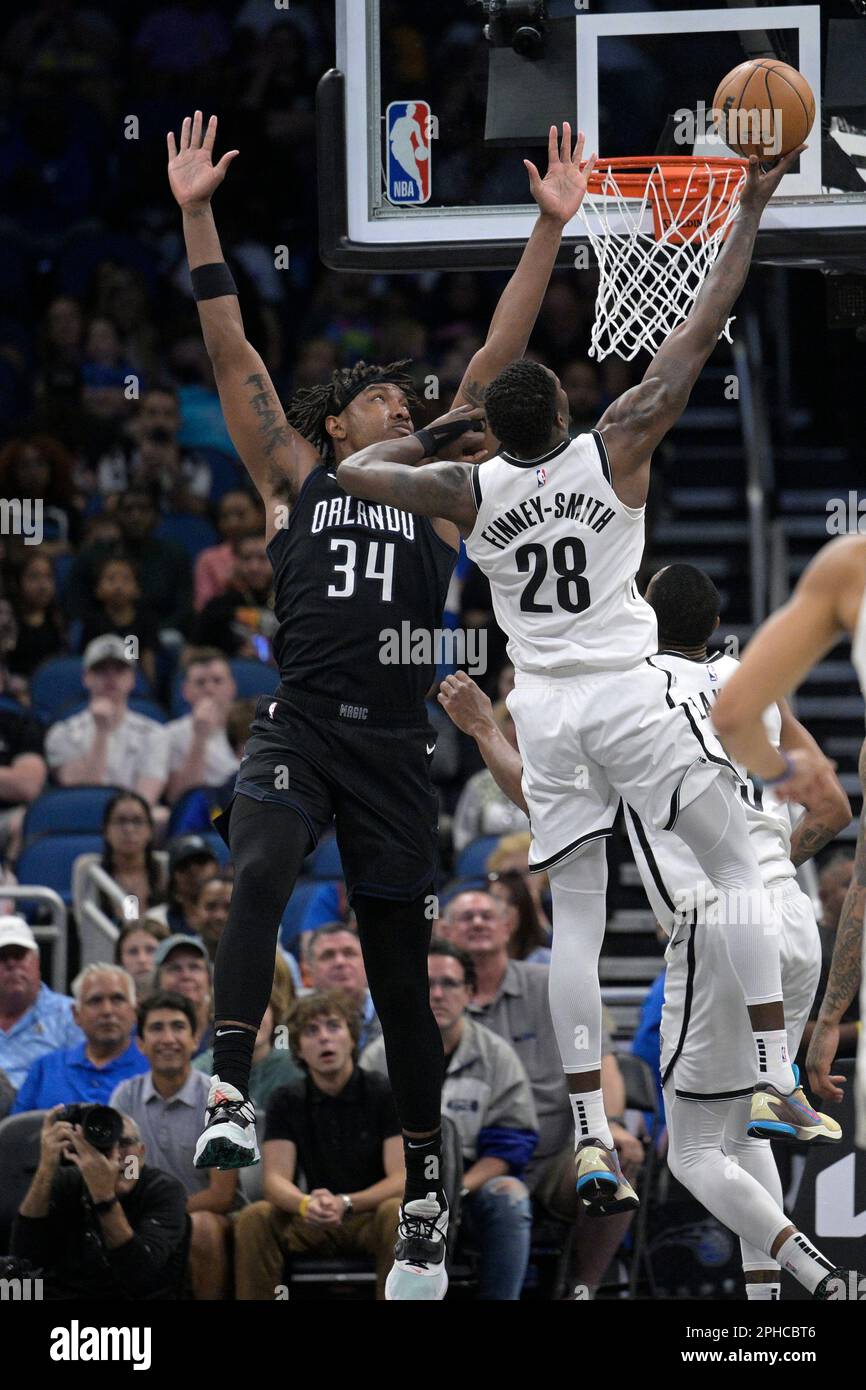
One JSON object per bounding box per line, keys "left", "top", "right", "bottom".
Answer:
{"left": 215, "top": 689, "right": 440, "bottom": 902}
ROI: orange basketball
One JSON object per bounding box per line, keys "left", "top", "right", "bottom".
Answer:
{"left": 712, "top": 59, "right": 815, "bottom": 160}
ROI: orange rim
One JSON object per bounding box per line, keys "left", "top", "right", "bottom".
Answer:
{"left": 585, "top": 156, "right": 749, "bottom": 244}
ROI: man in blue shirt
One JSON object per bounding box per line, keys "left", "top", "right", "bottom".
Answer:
{"left": 13, "top": 963, "right": 148, "bottom": 1113}
{"left": 0, "top": 917, "right": 83, "bottom": 1092}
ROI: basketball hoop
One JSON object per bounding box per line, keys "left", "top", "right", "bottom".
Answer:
{"left": 578, "top": 156, "right": 749, "bottom": 362}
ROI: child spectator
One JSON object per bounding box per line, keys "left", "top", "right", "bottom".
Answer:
{"left": 7, "top": 551, "right": 67, "bottom": 678}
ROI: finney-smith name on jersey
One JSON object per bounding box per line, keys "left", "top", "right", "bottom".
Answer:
{"left": 478, "top": 490, "right": 616, "bottom": 551}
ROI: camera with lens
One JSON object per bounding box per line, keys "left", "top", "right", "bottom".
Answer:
{"left": 57, "top": 1104, "right": 124, "bottom": 1157}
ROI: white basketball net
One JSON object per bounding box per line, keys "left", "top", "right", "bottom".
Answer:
{"left": 578, "top": 160, "right": 748, "bottom": 362}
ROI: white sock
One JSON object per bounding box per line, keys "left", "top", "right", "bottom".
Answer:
{"left": 754, "top": 1029, "right": 795, "bottom": 1091}
{"left": 569, "top": 1088, "right": 612, "bottom": 1149}
{"left": 776, "top": 1232, "right": 836, "bottom": 1294}
{"left": 745, "top": 1281, "right": 780, "bottom": 1300}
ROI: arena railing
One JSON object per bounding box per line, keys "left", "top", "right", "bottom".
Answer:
{"left": 3, "top": 886, "right": 67, "bottom": 993}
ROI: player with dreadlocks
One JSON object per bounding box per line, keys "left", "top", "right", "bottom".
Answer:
{"left": 167, "top": 111, "right": 596, "bottom": 1298}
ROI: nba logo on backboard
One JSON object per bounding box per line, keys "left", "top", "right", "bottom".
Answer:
{"left": 536, "top": 467, "right": 547, "bottom": 486}
{"left": 386, "top": 101, "right": 432, "bottom": 205}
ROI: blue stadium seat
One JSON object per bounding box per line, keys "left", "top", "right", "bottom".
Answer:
{"left": 0, "top": 695, "right": 30, "bottom": 718}
{"left": 454, "top": 835, "right": 501, "bottom": 880}
{"left": 155, "top": 514, "right": 219, "bottom": 559}
{"left": 16, "top": 833, "right": 106, "bottom": 905}
{"left": 279, "top": 878, "right": 322, "bottom": 953}
{"left": 22, "top": 786, "right": 125, "bottom": 844}
{"left": 306, "top": 833, "right": 342, "bottom": 881}
{"left": 230, "top": 659, "right": 279, "bottom": 700}
{"left": 197, "top": 831, "right": 231, "bottom": 867}
{"left": 53, "top": 552, "right": 75, "bottom": 600}
{"left": 31, "top": 657, "right": 153, "bottom": 721}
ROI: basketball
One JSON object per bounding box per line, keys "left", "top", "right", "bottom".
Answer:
{"left": 712, "top": 59, "right": 815, "bottom": 160}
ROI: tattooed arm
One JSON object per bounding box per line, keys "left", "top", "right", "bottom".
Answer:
{"left": 806, "top": 735, "right": 866, "bottom": 1103}
{"left": 168, "top": 112, "right": 318, "bottom": 527}
{"left": 779, "top": 699, "right": 852, "bottom": 866}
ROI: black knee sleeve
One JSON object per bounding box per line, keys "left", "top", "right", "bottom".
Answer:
{"left": 213, "top": 795, "right": 311, "bottom": 1029}
{"left": 354, "top": 891, "right": 444, "bottom": 1133}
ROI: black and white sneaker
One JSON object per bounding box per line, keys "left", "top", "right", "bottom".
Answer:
{"left": 193, "top": 1075, "right": 259, "bottom": 1169}
{"left": 385, "top": 1192, "right": 449, "bottom": 1301}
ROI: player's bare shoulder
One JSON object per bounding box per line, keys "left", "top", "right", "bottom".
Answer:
{"left": 801, "top": 534, "right": 866, "bottom": 634}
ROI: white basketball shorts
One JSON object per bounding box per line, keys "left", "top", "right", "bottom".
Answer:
{"left": 507, "top": 661, "right": 738, "bottom": 873}
{"left": 660, "top": 876, "right": 822, "bottom": 1099}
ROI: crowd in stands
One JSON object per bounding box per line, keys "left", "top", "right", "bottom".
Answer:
{"left": 0, "top": 1, "right": 859, "bottom": 1302}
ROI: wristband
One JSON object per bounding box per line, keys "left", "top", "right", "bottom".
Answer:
{"left": 298, "top": 1195, "right": 311, "bottom": 1218}
{"left": 762, "top": 752, "right": 795, "bottom": 787}
{"left": 338, "top": 1193, "right": 353, "bottom": 1217}
{"left": 414, "top": 417, "right": 483, "bottom": 457}
{"left": 92, "top": 1196, "right": 118, "bottom": 1215}
{"left": 191, "top": 262, "right": 238, "bottom": 301}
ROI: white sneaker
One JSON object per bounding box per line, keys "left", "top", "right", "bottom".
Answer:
{"left": 193, "top": 1075, "right": 259, "bottom": 1169}
{"left": 385, "top": 1193, "right": 449, "bottom": 1301}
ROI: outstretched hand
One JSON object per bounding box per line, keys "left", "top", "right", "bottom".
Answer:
{"left": 167, "top": 111, "right": 239, "bottom": 212}
{"left": 739, "top": 143, "right": 807, "bottom": 214}
{"left": 525, "top": 123, "right": 598, "bottom": 225}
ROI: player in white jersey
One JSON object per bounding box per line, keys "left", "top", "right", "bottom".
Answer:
{"left": 437, "top": 562, "right": 855, "bottom": 1299}
{"left": 714, "top": 535, "right": 866, "bottom": 1154}
{"left": 337, "top": 148, "right": 810, "bottom": 1209}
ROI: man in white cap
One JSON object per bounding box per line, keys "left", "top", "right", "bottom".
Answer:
{"left": 0, "top": 916, "right": 82, "bottom": 1092}
{"left": 44, "top": 635, "right": 169, "bottom": 807}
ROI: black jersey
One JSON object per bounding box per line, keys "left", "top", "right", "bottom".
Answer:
{"left": 268, "top": 465, "right": 456, "bottom": 718}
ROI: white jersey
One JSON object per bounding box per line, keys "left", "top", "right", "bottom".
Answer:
{"left": 465, "top": 430, "right": 657, "bottom": 672}
{"left": 626, "top": 650, "right": 794, "bottom": 932}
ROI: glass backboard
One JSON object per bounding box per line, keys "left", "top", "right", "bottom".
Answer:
{"left": 319, "top": 0, "right": 866, "bottom": 272}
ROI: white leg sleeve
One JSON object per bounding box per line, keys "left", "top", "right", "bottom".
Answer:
{"left": 674, "top": 778, "right": 783, "bottom": 1006}
{"left": 722, "top": 1097, "right": 784, "bottom": 1272}
{"left": 547, "top": 841, "right": 608, "bottom": 1075}
{"left": 664, "top": 1086, "right": 790, "bottom": 1258}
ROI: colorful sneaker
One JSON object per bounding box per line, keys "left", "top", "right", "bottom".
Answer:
{"left": 748, "top": 1067, "right": 841, "bottom": 1145}
{"left": 193, "top": 1076, "right": 259, "bottom": 1169}
{"left": 385, "top": 1193, "right": 449, "bottom": 1301}
{"left": 575, "top": 1137, "right": 640, "bottom": 1216}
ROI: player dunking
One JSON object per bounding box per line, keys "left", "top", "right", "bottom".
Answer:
{"left": 336, "top": 148, "right": 828, "bottom": 1212}
{"left": 713, "top": 534, "right": 866, "bottom": 1153}
{"left": 167, "top": 111, "right": 596, "bottom": 1297}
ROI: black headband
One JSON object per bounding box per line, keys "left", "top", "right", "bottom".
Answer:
{"left": 329, "top": 371, "right": 405, "bottom": 416}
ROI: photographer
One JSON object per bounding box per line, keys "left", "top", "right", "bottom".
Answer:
{"left": 11, "top": 1105, "right": 188, "bottom": 1299}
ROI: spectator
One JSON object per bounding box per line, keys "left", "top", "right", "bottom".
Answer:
{"left": 0, "top": 681, "right": 47, "bottom": 861}
{"left": 0, "top": 433, "right": 79, "bottom": 557}
{"left": 451, "top": 701, "right": 529, "bottom": 853}
{"left": 0, "top": 1065, "right": 13, "bottom": 1119}
{"left": 44, "top": 635, "right": 169, "bottom": 806}
{"left": 363, "top": 938, "right": 537, "bottom": 1300}
{"left": 195, "top": 950, "right": 302, "bottom": 1109}
{"left": 561, "top": 358, "right": 603, "bottom": 437}
{"left": 487, "top": 868, "right": 552, "bottom": 965}
{"left": 188, "top": 871, "right": 233, "bottom": 962}
{"left": 80, "top": 317, "right": 137, "bottom": 427}
{"left": 11, "top": 1108, "right": 188, "bottom": 1300}
{"left": 442, "top": 889, "right": 644, "bottom": 1296}
{"left": 65, "top": 485, "right": 193, "bottom": 635}
{"left": 115, "top": 919, "right": 169, "bottom": 1001}
{"left": 486, "top": 831, "right": 551, "bottom": 936}
{"left": 804, "top": 852, "right": 859, "bottom": 1059}
{"left": 303, "top": 924, "right": 381, "bottom": 1051}
{"left": 631, "top": 964, "right": 666, "bottom": 1135}
{"left": 96, "top": 387, "right": 211, "bottom": 515}
{"left": 0, "top": 917, "right": 82, "bottom": 1091}
{"left": 13, "top": 964, "right": 147, "bottom": 1113}
{"left": 194, "top": 533, "right": 276, "bottom": 659}
{"left": 233, "top": 990, "right": 403, "bottom": 1300}
{"left": 153, "top": 935, "right": 213, "bottom": 1057}
{"left": 98, "top": 791, "right": 167, "bottom": 922}
{"left": 7, "top": 551, "right": 67, "bottom": 678}
{"left": 193, "top": 489, "right": 262, "bottom": 612}
{"left": 77, "top": 555, "right": 160, "bottom": 690}
{"left": 144, "top": 835, "right": 219, "bottom": 935}
{"left": 111, "top": 989, "right": 238, "bottom": 1300}
{"left": 166, "top": 648, "right": 240, "bottom": 804}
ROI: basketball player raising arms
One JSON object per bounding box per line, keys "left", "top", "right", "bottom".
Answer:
{"left": 337, "top": 148, "right": 824, "bottom": 1212}
{"left": 167, "top": 111, "right": 596, "bottom": 1298}
{"left": 713, "top": 534, "right": 866, "bottom": 1151}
